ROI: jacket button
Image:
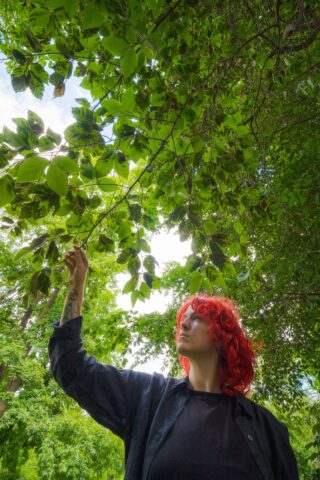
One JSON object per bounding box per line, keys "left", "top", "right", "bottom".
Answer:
{"left": 247, "top": 434, "right": 254, "bottom": 442}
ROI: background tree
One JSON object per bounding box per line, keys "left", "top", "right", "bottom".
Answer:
{"left": 0, "top": 239, "right": 126, "bottom": 479}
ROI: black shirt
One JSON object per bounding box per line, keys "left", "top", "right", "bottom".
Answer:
{"left": 148, "top": 389, "right": 263, "bottom": 480}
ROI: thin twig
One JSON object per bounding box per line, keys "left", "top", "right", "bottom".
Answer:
{"left": 81, "top": 97, "right": 191, "bottom": 247}
{"left": 152, "top": 0, "right": 184, "bottom": 33}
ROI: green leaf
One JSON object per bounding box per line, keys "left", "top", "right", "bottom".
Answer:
{"left": 38, "top": 135, "right": 55, "bottom": 151}
{"left": 46, "top": 128, "right": 61, "bottom": 145}
{"left": 128, "top": 203, "right": 142, "bottom": 222}
{"left": 189, "top": 272, "right": 202, "bottom": 294}
{"left": 81, "top": 5, "right": 105, "bottom": 29}
{"left": 212, "top": 33, "right": 222, "bottom": 47}
{"left": 114, "top": 123, "right": 135, "bottom": 139}
{"left": 54, "top": 156, "right": 79, "bottom": 174}
{"left": 51, "top": 268, "right": 64, "bottom": 286}
{"left": 152, "top": 277, "right": 161, "bottom": 289}
{"left": 191, "top": 233, "right": 206, "bottom": 253}
{"left": 205, "top": 265, "right": 218, "bottom": 283}
{"left": 139, "top": 281, "right": 151, "bottom": 298}
{"left": 121, "top": 88, "right": 136, "bottom": 112}
{"left": 31, "top": 233, "right": 49, "bottom": 249}
{"left": 234, "top": 219, "right": 244, "bottom": 235}
{"left": 11, "top": 49, "right": 27, "bottom": 64}
{"left": 47, "top": 162, "right": 68, "bottom": 195}
{"left": 143, "top": 255, "right": 158, "bottom": 274}
{"left": 252, "top": 254, "right": 274, "bottom": 272}
{"left": 202, "top": 276, "right": 212, "bottom": 293}
{"left": 102, "top": 35, "right": 128, "bottom": 56}
{"left": 95, "top": 156, "right": 113, "bottom": 177}
{"left": 54, "top": 82, "right": 65, "bottom": 97}
{"left": 128, "top": 256, "right": 141, "bottom": 275}
{"left": 213, "top": 271, "right": 227, "bottom": 289}
{"left": 138, "top": 238, "right": 151, "bottom": 253}
{"left": 97, "top": 178, "right": 119, "bottom": 192}
{"left": 122, "top": 276, "right": 138, "bottom": 294}
{"left": 143, "top": 272, "right": 153, "bottom": 288}
{"left": 38, "top": 267, "right": 51, "bottom": 294}
{"left": 46, "top": 240, "right": 59, "bottom": 264}
{"left": 185, "top": 254, "right": 202, "bottom": 272}
{"left": 121, "top": 49, "right": 138, "bottom": 79}
{"left": 209, "top": 240, "right": 227, "bottom": 269}
{"left": 63, "top": 0, "right": 78, "bottom": 16}
{"left": 0, "top": 175, "right": 15, "bottom": 207}
{"left": 1, "top": 126, "right": 22, "bottom": 148}
{"left": 101, "top": 99, "right": 125, "bottom": 116}
{"left": 249, "top": 271, "right": 261, "bottom": 292}
{"left": 116, "top": 249, "right": 131, "bottom": 264}
{"left": 97, "top": 234, "right": 115, "bottom": 252}
{"left": 17, "top": 156, "right": 48, "bottom": 183}
{"left": 30, "top": 62, "right": 49, "bottom": 82}
{"left": 116, "top": 222, "right": 131, "bottom": 240}
{"left": 11, "top": 76, "right": 28, "bottom": 92}
{"left": 80, "top": 162, "right": 95, "bottom": 179}
{"left": 150, "top": 93, "right": 166, "bottom": 107}
{"left": 89, "top": 195, "right": 101, "bottom": 209}
{"left": 131, "top": 289, "right": 140, "bottom": 307}
{"left": 28, "top": 110, "right": 44, "bottom": 136}
{"left": 113, "top": 154, "right": 129, "bottom": 178}
{"left": 0, "top": 147, "right": 13, "bottom": 168}
{"left": 146, "top": 33, "right": 166, "bottom": 51}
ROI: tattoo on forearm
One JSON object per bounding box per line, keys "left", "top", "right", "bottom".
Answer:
{"left": 68, "top": 288, "right": 79, "bottom": 302}
{"left": 60, "top": 288, "right": 79, "bottom": 326}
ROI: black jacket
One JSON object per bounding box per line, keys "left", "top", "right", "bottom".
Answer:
{"left": 48, "top": 316, "right": 299, "bottom": 480}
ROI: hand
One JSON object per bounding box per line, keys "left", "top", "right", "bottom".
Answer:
{"left": 64, "top": 242, "right": 89, "bottom": 291}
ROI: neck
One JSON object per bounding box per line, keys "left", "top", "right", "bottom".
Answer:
{"left": 187, "top": 353, "right": 221, "bottom": 393}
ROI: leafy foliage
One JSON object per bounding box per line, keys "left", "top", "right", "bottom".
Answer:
{"left": 0, "top": 0, "right": 320, "bottom": 478}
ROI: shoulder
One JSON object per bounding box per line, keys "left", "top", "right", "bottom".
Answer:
{"left": 240, "top": 395, "right": 289, "bottom": 437}
{"left": 117, "top": 368, "right": 171, "bottom": 398}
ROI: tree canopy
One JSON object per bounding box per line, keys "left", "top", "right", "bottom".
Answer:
{"left": 0, "top": 1, "right": 319, "bottom": 478}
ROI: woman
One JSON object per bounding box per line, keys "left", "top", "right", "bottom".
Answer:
{"left": 48, "top": 245, "right": 298, "bottom": 479}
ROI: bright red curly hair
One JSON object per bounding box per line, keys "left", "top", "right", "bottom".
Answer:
{"left": 175, "top": 294, "right": 256, "bottom": 397}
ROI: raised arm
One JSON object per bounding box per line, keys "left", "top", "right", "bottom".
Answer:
{"left": 48, "top": 244, "right": 166, "bottom": 441}
{"left": 60, "top": 242, "right": 88, "bottom": 325}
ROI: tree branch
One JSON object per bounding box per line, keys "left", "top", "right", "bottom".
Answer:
{"left": 152, "top": 0, "right": 184, "bottom": 33}
{"left": 38, "top": 287, "right": 60, "bottom": 320}
{"left": 81, "top": 97, "right": 190, "bottom": 247}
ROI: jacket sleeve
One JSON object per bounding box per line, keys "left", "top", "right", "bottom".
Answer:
{"left": 276, "top": 420, "right": 299, "bottom": 480}
{"left": 259, "top": 405, "right": 299, "bottom": 480}
{"left": 48, "top": 316, "right": 156, "bottom": 440}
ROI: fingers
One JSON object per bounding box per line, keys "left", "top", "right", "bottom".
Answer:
{"left": 64, "top": 245, "right": 88, "bottom": 268}
{"left": 64, "top": 251, "right": 76, "bottom": 270}
{"left": 74, "top": 244, "right": 89, "bottom": 266}
{"left": 65, "top": 251, "right": 76, "bottom": 262}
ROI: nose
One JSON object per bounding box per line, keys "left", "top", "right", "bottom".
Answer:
{"left": 181, "top": 314, "right": 191, "bottom": 331}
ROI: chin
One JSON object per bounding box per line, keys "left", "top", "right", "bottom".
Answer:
{"left": 176, "top": 344, "right": 190, "bottom": 356}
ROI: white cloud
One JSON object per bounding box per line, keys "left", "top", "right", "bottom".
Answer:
{"left": 0, "top": 64, "right": 89, "bottom": 134}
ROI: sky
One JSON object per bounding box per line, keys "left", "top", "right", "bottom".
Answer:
{"left": 0, "top": 62, "right": 192, "bottom": 375}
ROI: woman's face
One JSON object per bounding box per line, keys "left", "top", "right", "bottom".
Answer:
{"left": 176, "top": 305, "right": 218, "bottom": 358}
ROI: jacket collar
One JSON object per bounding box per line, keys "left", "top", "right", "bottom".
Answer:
{"left": 171, "top": 376, "right": 253, "bottom": 419}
